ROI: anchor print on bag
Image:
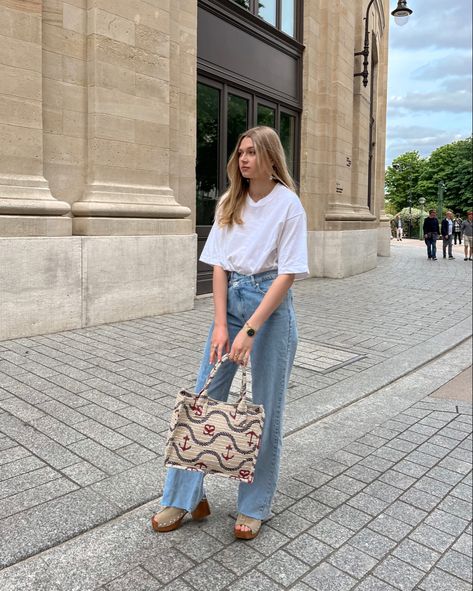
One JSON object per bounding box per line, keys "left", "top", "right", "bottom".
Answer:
{"left": 164, "top": 355, "right": 265, "bottom": 484}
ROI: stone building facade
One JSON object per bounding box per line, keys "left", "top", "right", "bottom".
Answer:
{"left": 0, "top": 0, "right": 391, "bottom": 341}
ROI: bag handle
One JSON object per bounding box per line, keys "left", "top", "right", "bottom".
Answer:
{"left": 197, "top": 353, "right": 247, "bottom": 401}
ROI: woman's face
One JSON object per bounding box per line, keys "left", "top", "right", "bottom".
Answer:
{"left": 238, "top": 137, "right": 269, "bottom": 181}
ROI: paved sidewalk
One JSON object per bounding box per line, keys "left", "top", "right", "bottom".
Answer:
{"left": 0, "top": 244, "right": 471, "bottom": 589}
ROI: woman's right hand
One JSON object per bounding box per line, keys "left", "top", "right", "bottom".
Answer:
{"left": 210, "top": 324, "right": 230, "bottom": 364}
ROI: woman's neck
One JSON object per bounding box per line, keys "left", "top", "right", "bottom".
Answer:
{"left": 248, "top": 178, "right": 277, "bottom": 202}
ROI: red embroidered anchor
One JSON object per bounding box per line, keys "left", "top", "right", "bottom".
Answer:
{"left": 190, "top": 402, "right": 204, "bottom": 416}
{"left": 203, "top": 424, "right": 215, "bottom": 436}
{"left": 246, "top": 431, "right": 259, "bottom": 447}
{"left": 222, "top": 444, "right": 234, "bottom": 461}
{"left": 179, "top": 435, "right": 191, "bottom": 451}
{"left": 230, "top": 409, "right": 238, "bottom": 420}
{"left": 194, "top": 462, "right": 208, "bottom": 469}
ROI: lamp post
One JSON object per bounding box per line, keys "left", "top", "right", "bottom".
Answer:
{"left": 418, "top": 197, "right": 426, "bottom": 240}
{"left": 354, "top": 0, "right": 413, "bottom": 87}
{"left": 437, "top": 181, "right": 446, "bottom": 222}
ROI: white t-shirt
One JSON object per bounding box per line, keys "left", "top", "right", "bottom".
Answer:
{"left": 200, "top": 183, "right": 309, "bottom": 280}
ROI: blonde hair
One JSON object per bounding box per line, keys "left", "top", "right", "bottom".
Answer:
{"left": 216, "top": 126, "right": 296, "bottom": 226}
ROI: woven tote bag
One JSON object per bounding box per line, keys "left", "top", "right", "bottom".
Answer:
{"left": 164, "top": 355, "right": 265, "bottom": 484}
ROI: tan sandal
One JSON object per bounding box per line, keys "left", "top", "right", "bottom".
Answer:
{"left": 151, "top": 498, "right": 210, "bottom": 533}
{"left": 234, "top": 513, "right": 262, "bottom": 540}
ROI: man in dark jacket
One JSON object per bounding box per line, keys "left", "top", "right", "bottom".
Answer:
{"left": 441, "top": 211, "right": 455, "bottom": 259}
{"left": 423, "top": 209, "right": 440, "bottom": 260}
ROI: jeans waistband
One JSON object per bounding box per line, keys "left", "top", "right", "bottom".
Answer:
{"left": 228, "top": 270, "right": 278, "bottom": 285}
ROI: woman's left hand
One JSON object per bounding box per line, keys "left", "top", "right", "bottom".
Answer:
{"left": 229, "top": 330, "right": 254, "bottom": 365}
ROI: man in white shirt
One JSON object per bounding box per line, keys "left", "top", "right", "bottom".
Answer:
{"left": 395, "top": 214, "right": 403, "bottom": 241}
{"left": 441, "top": 211, "right": 455, "bottom": 259}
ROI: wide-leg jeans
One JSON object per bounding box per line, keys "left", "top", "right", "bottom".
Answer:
{"left": 161, "top": 270, "right": 298, "bottom": 520}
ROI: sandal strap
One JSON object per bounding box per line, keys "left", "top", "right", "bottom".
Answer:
{"left": 156, "top": 507, "right": 186, "bottom": 527}
{"left": 235, "top": 514, "right": 261, "bottom": 533}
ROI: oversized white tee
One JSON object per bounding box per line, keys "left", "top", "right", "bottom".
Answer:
{"left": 200, "top": 183, "right": 309, "bottom": 280}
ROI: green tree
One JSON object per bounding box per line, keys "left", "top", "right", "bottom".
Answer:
{"left": 419, "top": 137, "right": 472, "bottom": 214}
{"left": 385, "top": 137, "right": 473, "bottom": 217}
{"left": 385, "top": 151, "right": 425, "bottom": 213}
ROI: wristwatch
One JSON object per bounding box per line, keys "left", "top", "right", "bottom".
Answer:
{"left": 245, "top": 322, "right": 256, "bottom": 337}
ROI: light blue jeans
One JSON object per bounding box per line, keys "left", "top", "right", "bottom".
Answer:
{"left": 161, "top": 270, "right": 298, "bottom": 520}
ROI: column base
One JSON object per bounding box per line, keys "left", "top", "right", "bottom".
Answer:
{"left": 308, "top": 229, "right": 378, "bottom": 278}
{"left": 0, "top": 174, "right": 70, "bottom": 216}
{"left": 378, "top": 224, "right": 392, "bottom": 257}
{"left": 0, "top": 216, "right": 71, "bottom": 237}
{"left": 73, "top": 217, "right": 192, "bottom": 236}
{"left": 72, "top": 184, "right": 191, "bottom": 219}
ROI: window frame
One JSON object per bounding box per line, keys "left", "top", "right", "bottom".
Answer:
{"left": 228, "top": 0, "right": 303, "bottom": 42}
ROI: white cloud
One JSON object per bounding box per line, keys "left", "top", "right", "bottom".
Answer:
{"left": 386, "top": 126, "right": 467, "bottom": 162}
{"left": 412, "top": 54, "right": 472, "bottom": 80}
{"left": 388, "top": 89, "right": 472, "bottom": 114}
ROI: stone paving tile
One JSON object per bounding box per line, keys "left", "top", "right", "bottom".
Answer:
{"left": 0, "top": 466, "right": 60, "bottom": 500}
{"left": 286, "top": 532, "right": 332, "bottom": 565}
{"left": 399, "top": 488, "right": 440, "bottom": 512}
{"left": 349, "top": 528, "right": 397, "bottom": 560}
{"left": 225, "top": 570, "right": 284, "bottom": 590}
{"left": 327, "top": 543, "right": 378, "bottom": 578}
{"left": 213, "top": 543, "right": 265, "bottom": 574}
{"left": 409, "top": 524, "right": 456, "bottom": 553}
{"left": 308, "top": 517, "right": 355, "bottom": 548}
{"left": 374, "top": 555, "right": 424, "bottom": 590}
{"left": 369, "top": 514, "right": 413, "bottom": 542}
{"left": 384, "top": 500, "right": 427, "bottom": 526}
{"left": 308, "top": 486, "right": 351, "bottom": 510}
{"left": 354, "top": 576, "right": 398, "bottom": 590}
{"left": 181, "top": 558, "right": 235, "bottom": 590}
{"left": 348, "top": 492, "right": 391, "bottom": 517}
{"left": 424, "top": 508, "right": 470, "bottom": 537}
{"left": 329, "top": 504, "right": 373, "bottom": 532}
{"left": 289, "top": 496, "right": 332, "bottom": 523}
{"left": 436, "top": 548, "right": 472, "bottom": 583}
{"left": 452, "top": 532, "right": 472, "bottom": 557}
{"left": 303, "top": 562, "right": 357, "bottom": 590}
{"left": 418, "top": 568, "right": 472, "bottom": 590}
{"left": 141, "top": 548, "right": 194, "bottom": 585}
{"left": 266, "top": 509, "right": 312, "bottom": 538}
{"left": 104, "top": 567, "right": 161, "bottom": 591}
{"left": 392, "top": 539, "right": 440, "bottom": 572}
{"left": 378, "top": 470, "right": 416, "bottom": 491}
{"left": 258, "top": 548, "right": 311, "bottom": 587}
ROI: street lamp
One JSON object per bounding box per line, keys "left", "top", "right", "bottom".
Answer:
{"left": 418, "top": 197, "right": 426, "bottom": 240}
{"left": 354, "top": 0, "right": 413, "bottom": 87}
{"left": 391, "top": 0, "right": 413, "bottom": 26}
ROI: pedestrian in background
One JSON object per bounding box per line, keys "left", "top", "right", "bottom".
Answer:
{"left": 462, "top": 211, "right": 473, "bottom": 261}
{"left": 441, "top": 211, "right": 455, "bottom": 259}
{"left": 395, "top": 214, "right": 403, "bottom": 241}
{"left": 453, "top": 213, "right": 463, "bottom": 244}
{"left": 423, "top": 209, "right": 439, "bottom": 260}
{"left": 151, "top": 126, "right": 308, "bottom": 540}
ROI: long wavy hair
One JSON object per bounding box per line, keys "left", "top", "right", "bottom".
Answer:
{"left": 216, "top": 126, "right": 296, "bottom": 227}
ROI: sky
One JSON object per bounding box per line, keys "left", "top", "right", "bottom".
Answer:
{"left": 386, "top": 0, "right": 472, "bottom": 164}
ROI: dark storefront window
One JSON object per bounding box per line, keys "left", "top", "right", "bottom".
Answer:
{"left": 280, "top": 111, "right": 296, "bottom": 176}
{"left": 227, "top": 94, "right": 249, "bottom": 159}
{"left": 196, "top": 83, "right": 220, "bottom": 226}
{"left": 230, "top": 0, "right": 250, "bottom": 7}
{"left": 257, "top": 104, "right": 276, "bottom": 128}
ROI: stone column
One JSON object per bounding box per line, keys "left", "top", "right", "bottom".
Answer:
{"left": 72, "top": 0, "right": 191, "bottom": 235}
{"left": 0, "top": 0, "right": 71, "bottom": 236}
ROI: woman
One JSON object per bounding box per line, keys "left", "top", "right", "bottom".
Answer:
{"left": 151, "top": 126, "right": 308, "bottom": 540}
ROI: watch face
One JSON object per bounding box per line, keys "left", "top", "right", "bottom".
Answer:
{"left": 246, "top": 327, "right": 255, "bottom": 337}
